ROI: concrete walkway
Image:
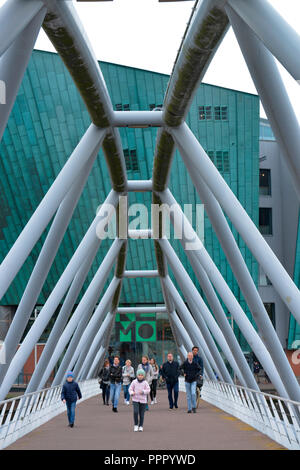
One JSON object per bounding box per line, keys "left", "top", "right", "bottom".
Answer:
{"left": 6, "top": 390, "right": 286, "bottom": 450}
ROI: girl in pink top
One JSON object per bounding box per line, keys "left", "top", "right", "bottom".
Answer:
{"left": 129, "top": 369, "right": 150, "bottom": 432}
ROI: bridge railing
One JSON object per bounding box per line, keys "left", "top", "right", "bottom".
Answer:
{"left": 0, "top": 379, "right": 100, "bottom": 450}
{"left": 201, "top": 379, "right": 300, "bottom": 450}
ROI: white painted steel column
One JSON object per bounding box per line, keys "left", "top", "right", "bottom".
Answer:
{"left": 0, "top": 125, "right": 106, "bottom": 299}
{"left": 227, "top": 4, "right": 300, "bottom": 200}
{"left": 39, "top": 239, "right": 123, "bottom": 389}
{"left": 0, "top": 193, "right": 119, "bottom": 401}
{"left": 163, "top": 276, "right": 220, "bottom": 381}
{"left": 0, "top": 150, "right": 99, "bottom": 384}
{"left": 0, "top": 7, "right": 46, "bottom": 141}
{"left": 71, "top": 277, "right": 121, "bottom": 376}
{"left": 0, "top": 0, "right": 44, "bottom": 57}
{"left": 158, "top": 186, "right": 294, "bottom": 400}
{"left": 171, "top": 123, "right": 300, "bottom": 326}
{"left": 159, "top": 239, "right": 239, "bottom": 385}
{"left": 227, "top": 0, "right": 300, "bottom": 82}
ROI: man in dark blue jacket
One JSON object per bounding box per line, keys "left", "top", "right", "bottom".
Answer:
{"left": 61, "top": 371, "right": 82, "bottom": 427}
{"left": 161, "top": 353, "right": 180, "bottom": 410}
{"left": 180, "top": 352, "right": 201, "bottom": 413}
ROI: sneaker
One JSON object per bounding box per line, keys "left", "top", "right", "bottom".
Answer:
{"left": 151, "top": 401, "right": 154, "bottom": 405}
{"left": 154, "top": 398, "right": 157, "bottom": 404}
{"left": 70, "top": 423, "right": 74, "bottom": 427}
{"left": 134, "top": 425, "right": 139, "bottom": 432}
{"left": 126, "top": 401, "right": 130, "bottom": 405}
{"left": 192, "top": 408, "right": 196, "bottom": 413}
{"left": 187, "top": 410, "right": 192, "bottom": 414}
{"left": 138, "top": 426, "right": 143, "bottom": 432}
{"left": 174, "top": 405, "right": 178, "bottom": 409}
{"left": 124, "top": 399, "right": 127, "bottom": 404}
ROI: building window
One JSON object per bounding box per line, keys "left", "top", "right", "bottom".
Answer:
{"left": 115, "top": 103, "right": 130, "bottom": 111}
{"left": 214, "top": 106, "right": 228, "bottom": 121}
{"left": 259, "top": 266, "right": 272, "bottom": 286}
{"left": 264, "top": 303, "right": 276, "bottom": 329}
{"left": 211, "top": 150, "right": 230, "bottom": 173}
{"left": 198, "top": 106, "right": 212, "bottom": 120}
{"left": 259, "top": 169, "right": 271, "bottom": 196}
{"left": 150, "top": 104, "right": 163, "bottom": 110}
{"left": 124, "top": 148, "right": 139, "bottom": 172}
{"left": 259, "top": 207, "right": 272, "bottom": 235}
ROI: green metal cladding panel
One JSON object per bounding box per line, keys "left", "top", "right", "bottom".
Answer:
{"left": 0, "top": 50, "right": 259, "bottom": 349}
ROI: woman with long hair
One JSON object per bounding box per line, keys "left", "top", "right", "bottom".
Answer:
{"left": 149, "top": 358, "right": 159, "bottom": 404}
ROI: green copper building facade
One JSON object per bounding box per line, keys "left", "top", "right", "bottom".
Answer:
{"left": 0, "top": 50, "right": 260, "bottom": 364}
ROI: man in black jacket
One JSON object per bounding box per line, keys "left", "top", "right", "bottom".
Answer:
{"left": 109, "top": 356, "right": 122, "bottom": 412}
{"left": 61, "top": 371, "right": 82, "bottom": 427}
{"left": 180, "top": 352, "right": 201, "bottom": 413}
{"left": 161, "top": 353, "right": 180, "bottom": 410}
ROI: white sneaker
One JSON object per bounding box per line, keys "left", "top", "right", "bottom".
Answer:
{"left": 138, "top": 426, "right": 143, "bottom": 432}
{"left": 124, "top": 399, "right": 127, "bottom": 404}
{"left": 134, "top": 425, "right": 139, "bottom": 432}
{"left": 126, "top": 401, "right": 130, "bottom": 405}
{"left": 154, "top": 398, "right": 157, "bottom": 404}
{"left": 151, "top": 401, "right": 154, "bottom": 405}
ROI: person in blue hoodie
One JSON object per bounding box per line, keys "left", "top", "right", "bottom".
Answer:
{"left": 61, "top": 371, "right": 82, "bottom": 428}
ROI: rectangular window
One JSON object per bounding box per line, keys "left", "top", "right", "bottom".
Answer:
{"left": 264, "top": 303, "right": 276, "bottom": 329}
{"left": 214, "top": 106, "right": 228, "bottom": 120}
{"left": 223, "top": 151, "right": 230, "bottom": 173}
{"left": 259, "top": 169, "right": 271, "bottom": 196}
{"left": 207, "top": 151, "right": 214, "bottom": 163}
{"left": 259, "top": 207, "right": 272, "bottom": 235}
{"left": 259, "top": 266, "right": 272, "bottom": 286}
{"left": 198, "top": 106, "right": 212, "bottom": 120}
{"left": 115, "top": 103, "right": 130, "bottom": 111}
{"left": 213, "top": 150, "right": 230, "bottom": 173}
{"left": 123, "top": 148, "right": 139, "bottom": 172}
{"left": 216, "top": 151, "right": 223, "bottom": 171}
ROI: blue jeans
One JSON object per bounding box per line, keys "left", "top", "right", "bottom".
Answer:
{"left": 110, "top": 382, "right": 122, "bottom": 408}
{"left": 123, "top": 384, "right": 130, "bottom": 401}
{"left": 166, "top": 381, "right": 179, "bottom": 408}
{"left": 66, "top": 401, "right": 76, "bottom": 424}
{"left": 185, "top": 381, "right": 197, "bottom": 411}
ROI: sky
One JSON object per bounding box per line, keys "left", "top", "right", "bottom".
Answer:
{"left": 3, "top": 0, "right": 300, "bottom": 122}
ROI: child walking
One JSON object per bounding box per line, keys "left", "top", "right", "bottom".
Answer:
{"left": 129, "top": 369, "right": 150, "bottom": 432}
{"left": 61, "top": 371, "right": 82, "bottom": 427}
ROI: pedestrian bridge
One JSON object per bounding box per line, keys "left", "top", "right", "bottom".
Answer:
{"left": 0, "top": 378, "right": 299, "bottom": 450}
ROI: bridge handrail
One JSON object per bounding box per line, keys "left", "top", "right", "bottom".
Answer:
{"left": 0, "top": 378, "right": 100, "bottom": 450}
{"left": 201, "top": 379, "right": 300, "bottom": 450}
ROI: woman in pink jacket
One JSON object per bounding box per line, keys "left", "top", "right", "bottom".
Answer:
{"left": 129, "top": 369, "right": 151, "bottom": 432}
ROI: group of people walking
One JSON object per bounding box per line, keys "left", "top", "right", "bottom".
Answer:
{"left": 61, "top": 347, "right": 203, "bottom": 432}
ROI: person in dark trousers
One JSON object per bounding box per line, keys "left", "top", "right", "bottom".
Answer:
{"left": 180, "top": 352, "right": 201, "bottom": 413}
{"left": 98, "top": 359, "right": 110, "bottom": 405}
{"left": 161, "top": 353, "right": 180, "bottom": 410}
{"left": 61, "top": 371, "right": 82, "bottom": 427}
{"left": 192, "top": 346, "right": 204, "bottom": 395}
{"left": 150, "top": 358, "right": 159, "bottom": 404}
{"left": 129, "top": 369, "right": 150, "bottom": 432}
{"left": 109, "top": 355, "right": 123, "bottom": 412}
